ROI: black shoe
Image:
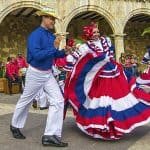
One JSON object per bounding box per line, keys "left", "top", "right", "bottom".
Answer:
{"left": 32, "top": 100, "right": 37, "bottom": 109}
{"left": 39, "top": 106, "right": 48, "bottom": 110}
{"left": 10, "top": 125, "right": 26, "bottom": 139}
{"left": 42, "top": 135, "right": 68, "bottom": 147}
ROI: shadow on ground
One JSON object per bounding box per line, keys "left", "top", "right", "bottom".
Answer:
{"left": 0, "top": 113, "right": 149, "bottom": 150}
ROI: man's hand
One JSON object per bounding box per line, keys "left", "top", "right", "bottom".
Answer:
{"left": 64, "top": 46, "right": 72, "bottom": 55}
{"left": 54, "top": 35, "right": 63, "bottom": 49}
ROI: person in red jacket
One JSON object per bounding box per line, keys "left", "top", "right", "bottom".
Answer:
{"left": 15, "top": 53, "right": 28, "bottom": 86}
{"left": 5, "top": 57, "right": 22, "bottom": 95}
{"left": 15, "top": 53, "right": 28, "bottom": 68}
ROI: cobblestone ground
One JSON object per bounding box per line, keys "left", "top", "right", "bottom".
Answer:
{"left": 0, "top": 93, "right": 150, "bottom": 150}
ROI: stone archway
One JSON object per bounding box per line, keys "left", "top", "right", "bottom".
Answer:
{"left": 122, "top": 8, "right": 150, "bottom": 33}
{"left": 0, "top": 1, "right": 61, "bottom": 33}
{"left": 0, "top": 1, "right": 44, "bottom": 24}
{"left": 62, "top": 5, "right": 119, "bottom": 34}
{"left": 0, "top": 1, "right": 59, "bottom": 61}
{"left": 59, "top": 5, "right": 122, "bottom": 60}
{"left": 123, "top": 8, "right": 150, "bottom": 71}
{"left": 66, "top": 11, "right": 113, "bottom": 44}
{"left": 0, "top": 1, "right": 43, "bottom": 62}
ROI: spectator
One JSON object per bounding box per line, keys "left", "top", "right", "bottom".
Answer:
{"left": 15, "top": 53, "right": 28, "bottom": 86}
{"left": 131, "top": 54, "right": 139, "bottom": 77}
{"left": 5, "top": 57, "right": 22, "bottom": 95}
{"left": 124, "top": 54, "right": 133, "bottom": 76}
{"left": 119, "top": 53, "right": 126, "bottom": 66}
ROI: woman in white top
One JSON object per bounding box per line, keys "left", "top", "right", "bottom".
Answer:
{"left": 64, "top": 23, "right": 150, "bottom": 140}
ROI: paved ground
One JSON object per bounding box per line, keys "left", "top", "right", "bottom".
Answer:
{"left": 0, "top": 93, "right": 150, "bottom": 150}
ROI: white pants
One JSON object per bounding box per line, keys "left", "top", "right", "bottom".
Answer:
{"left": 12, "top": 66, "right": 64, "bottom": 137}
{"left": 35, "top": 88, "right": 47, "bottom": 108}
{"left": 58, "top": 80, "right": 65, "bottom": 93}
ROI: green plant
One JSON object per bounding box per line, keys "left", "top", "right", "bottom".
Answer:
{"left": 141, "top": 27, "right": 150, "bottom": 36}
{"left": 0, "top": 68, "right": 4, "bottom": 78}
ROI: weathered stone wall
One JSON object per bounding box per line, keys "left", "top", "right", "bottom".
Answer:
{"left": 0, "top": 0, "right": 149, "bottom": 63}
{"left": 124, "top": 21, "right": 150, "bottom": 60}
{"left": 0, "top": 16, "right": 40, "bottom": 61}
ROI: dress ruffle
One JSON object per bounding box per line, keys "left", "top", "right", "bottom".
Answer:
{"left": 65, "top": 52, "right": 150, "bottom": 140}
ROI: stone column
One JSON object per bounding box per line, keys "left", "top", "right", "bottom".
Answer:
{"left": 59, "top": 35, "right": 67, "bottom": 49}
{"left": 113, "top": 34, "right": 126, "bottom": 62}
{"left": 55, "top": 20, "right": 67, "bottom": 49}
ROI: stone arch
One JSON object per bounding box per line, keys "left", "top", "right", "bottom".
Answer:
{"left": 122, "top": 8, "right": 150, "bottom": 32}
{"left": 62, "top": 5, "right": 119, "bottom": 34}
{"left": 0, "top": 1, "right": 44, "bottom": 24}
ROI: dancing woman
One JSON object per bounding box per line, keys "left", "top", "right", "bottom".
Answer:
{"left": 64, "top": 23, "right": 150, "bottom": 140}
{"left": 131, "top": 46, "right": 150, "bottom": 103}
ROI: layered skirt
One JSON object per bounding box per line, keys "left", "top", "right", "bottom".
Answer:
{"left": 64, "top": 52, "right": 150, "bottom": 140}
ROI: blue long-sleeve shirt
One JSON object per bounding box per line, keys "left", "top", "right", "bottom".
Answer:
{"left": 27, "top": 26, "right": 66, "bottom": 70}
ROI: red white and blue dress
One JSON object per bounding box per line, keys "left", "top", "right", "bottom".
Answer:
{"left": 64, "top": 37, "right": 150, "bottom": 140}
{"left": 63, "top": 49, "right": 82, "bottom": 72}
{"left": 131, "top": 52, "right": 150, "bottom": 105}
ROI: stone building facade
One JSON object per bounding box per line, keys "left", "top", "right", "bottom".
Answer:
{"left": 0, "top": 0, "right": 150, "bottom": 63}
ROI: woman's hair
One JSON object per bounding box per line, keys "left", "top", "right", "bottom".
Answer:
{"left": 82, "top": 22, "right": 98, "bottom": 40}
{"left": 7, "top": 57, "right": 12, "bottom": 62}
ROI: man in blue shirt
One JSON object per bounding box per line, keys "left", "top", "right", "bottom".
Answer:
{"left": 10, "top": 8, "right": 69, "bottom": 147}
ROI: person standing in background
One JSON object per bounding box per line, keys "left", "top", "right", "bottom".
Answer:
{"left": 15, "top": 53, "right": 28, "bottom": 87}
